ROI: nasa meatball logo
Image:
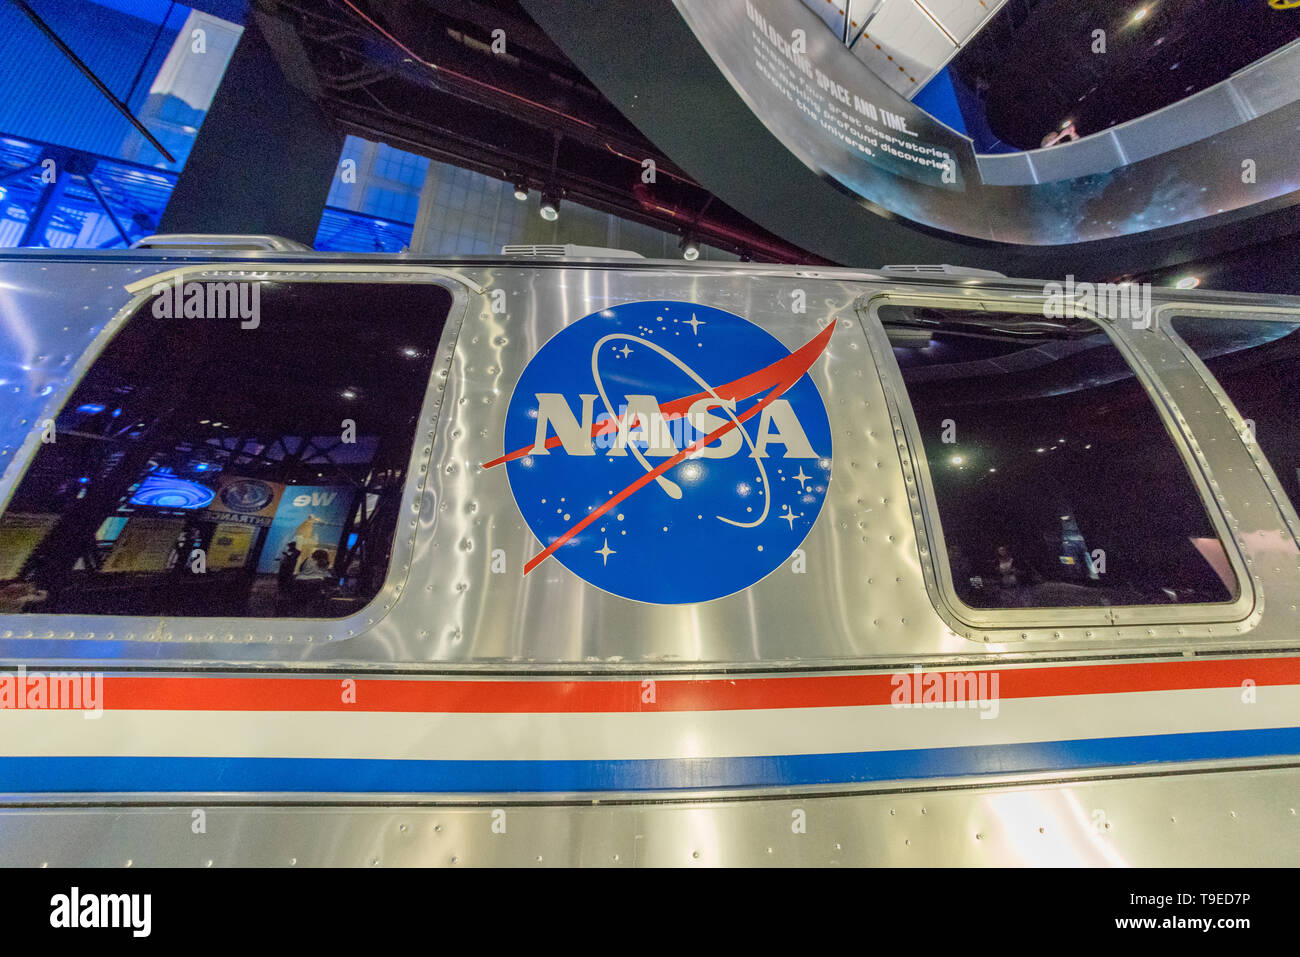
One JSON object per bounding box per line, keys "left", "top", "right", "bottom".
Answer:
{"left": 485, "top": 301, "right": 835, "bottom": 604}
{"left": 218, "top": 479, "right": 275, "bottom": 513}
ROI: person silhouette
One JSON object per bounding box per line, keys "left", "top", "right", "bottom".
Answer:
{"left": 994, "top": 545, "right": 1031, "bottom": 607}
{"left": 277, "top": 541, "right": 301, "bottom": 591}
{"left": 995, "top": 545, "right": 1020, "bottom": 587}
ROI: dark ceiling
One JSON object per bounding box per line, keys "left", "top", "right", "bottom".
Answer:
{"left": 246, "top": 0, "right": 1300, "bottom": 280}
{"left": 949, "top": 0, "right": 1300, "bottom": 150}
{"left": 257, "top": 0, "right": 824, "bottom": 262}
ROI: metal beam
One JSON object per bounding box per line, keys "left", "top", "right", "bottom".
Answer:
{"left": 8, "top": 0, "right": 177, "bottom": 164}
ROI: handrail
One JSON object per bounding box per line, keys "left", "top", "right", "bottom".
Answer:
{"left": 129, "top": 234, "right": 312, "bottom": 251}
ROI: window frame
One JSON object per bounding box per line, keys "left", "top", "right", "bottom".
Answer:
{"left": 1160, "top": 302, "right": 1300, "bottom": 551}
{"left": 858, "top": 291, "right": 1256, "bottom": 632}
{"left": 0, "top": 264, "right": 472, "bottom": 643}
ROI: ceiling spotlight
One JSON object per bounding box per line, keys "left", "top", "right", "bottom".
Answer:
{"left": 1175, "top": 275, "right": 1201, "bottom": 289}
{"left": 513, "top": 182, "right": 529, "bottom": 201}
{"left": 539, "top": 192, "right": 560, "bottom": 221}
{"left": 681, "top": 236, "right": 700, "bottom": 261}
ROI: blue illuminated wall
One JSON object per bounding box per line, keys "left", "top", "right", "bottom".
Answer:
{"left": 0, "top": 0, "right": 183, "bottom": 162}
{"left": 0, "top": 0, "right": 244, "bottom": 248}
{"left": 314, "top": 136, "right": 428, "bottom": 253}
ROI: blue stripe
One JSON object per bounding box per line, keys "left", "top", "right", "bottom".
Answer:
{"left": 4, "top": 727, "right": 1299, "bottom": 793}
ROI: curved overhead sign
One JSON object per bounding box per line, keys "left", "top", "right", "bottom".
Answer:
{"left": 673, "top": 0, "right": 1300, "bottom": 246}
{"left": 682, "top": 0, "right": 974, "bottom": 203}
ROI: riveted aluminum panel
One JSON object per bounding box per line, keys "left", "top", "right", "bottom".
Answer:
{"left": 2, "top": 256, "right": 1300, "bottom": 668}
{"left": 3, "top": 252, "right": 1300, "bottom": 866}
{"left": 1, "top": 762, "right": 1296, "bottom": 866}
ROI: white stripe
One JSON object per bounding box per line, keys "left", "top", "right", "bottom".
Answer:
{"left": 0, "top": 686, "right": 1294, "bottom": 762}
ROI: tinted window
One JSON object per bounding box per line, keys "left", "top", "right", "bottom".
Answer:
{"left": 1172, "top": 316, "right": 1300, "bottom": 514}
{"left": 0, "top": 280, "right": 450, "bottom": 618}
{"left": 882, "top": 305, "right": 1237, "bottom": 609}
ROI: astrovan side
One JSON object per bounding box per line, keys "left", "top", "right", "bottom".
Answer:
{"left": 0, "top": 242, "right": 1298, "bottom": 866}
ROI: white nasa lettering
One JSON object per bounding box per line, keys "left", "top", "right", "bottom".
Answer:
{"left": 750, "top": 400, "right": 818, "bottom": 458}
{"left": 607, "top": 395, "right": 679, "bottom": 458}
{"left": 531, "top": 394, "right": 818, "bottom": 459}
{"left": 531, "top": 393, "right": 597, "bottom": 456}
{"left": 687, "top": 397, "right": 742, "bottom": 459}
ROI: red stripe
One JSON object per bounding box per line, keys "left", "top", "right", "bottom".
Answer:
{"left": 85, "top": 658, "right": 1300, "bottom": 713}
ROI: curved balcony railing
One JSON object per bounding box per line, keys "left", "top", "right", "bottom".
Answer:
{"left": 975, "top": 39, "right": 1300, "bottom": 186}
{"left": 674, "top": 0, "right": 1300, "bottom": 245}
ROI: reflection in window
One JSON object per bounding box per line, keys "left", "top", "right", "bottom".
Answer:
{"left": 0, "top": 282, "right": 450, "bottom": 618}
{"left": 1172, "top": 316, "right": 1300, "bottom": 516}
{"left": 883, "top": 305, "right": 1237, "bottom": 609}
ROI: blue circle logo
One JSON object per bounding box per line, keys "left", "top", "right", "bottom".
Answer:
{"left": 218, "top": 479, "right": 275, "bottom": 513}
{"left": 489, "top": 301, "right": 835, "bottom": 604}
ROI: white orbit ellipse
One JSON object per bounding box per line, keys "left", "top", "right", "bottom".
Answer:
{"left": 590, "top": 333, "right": 771, "bottom": 529}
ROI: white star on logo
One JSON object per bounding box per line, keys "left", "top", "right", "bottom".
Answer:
{"left": 792, "top": 467, "right": 811, "bottom": 491}
{"left": 779, "top": 504, "right": 803, "bottom": 529}
{"left": 618, "top": 344, "right": 633, "bottom": 358}
{"left": 684, "top": 314, "right": 706, "bottom": 336}
{"left": 595, "top": 538, "right": 617, "bottom": 565}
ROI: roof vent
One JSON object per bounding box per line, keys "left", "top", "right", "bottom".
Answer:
{"left": 881, "top": 264, "right": 1006, "bottom": 278}
{"left": 501, "top": 243, "right": 645, "bottom": 259}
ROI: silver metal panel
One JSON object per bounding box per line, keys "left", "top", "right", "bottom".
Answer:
{"left": 1026, "top": 126, "right": 1128, "bottom": 183}
{"left": 1, "top": 261, "right": 476, "bottom": 665}
{"left": 1159, "top": 304, "right": 1300, "bottom": 550}
{"left": 973, "top": 150, "right": 1038, "bottom": 186}
{"left": 2, "top": 252, "right": 1300, "bottom": 865}
{"left": 1, "top": 763, "right": 1296, "bottom": 866}
{"left": 2, "top": 256, "right": 1300, "bottom": 668}
{"left": 1112, "top": 85, "right": 1246, "bottom": 169}
{"left": 856, "top": 290, "right": 1286, "bottom": 648}
{"left": 129, "top": 234, "right": 311, "bottom": 251}
{"left": 1231, "top": 37, "right": 1300, "bottom": 117}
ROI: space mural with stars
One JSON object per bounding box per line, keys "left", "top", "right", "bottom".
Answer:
{"left": 500, "top": 300, "right": 833, "bottom": 604}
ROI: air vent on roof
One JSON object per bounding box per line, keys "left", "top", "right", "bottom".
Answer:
{"left": 500, "top": 244, "right": 645, "bottom": 259}
{"left": 881, "top": 264, "right": 1006, "bottom": 278}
